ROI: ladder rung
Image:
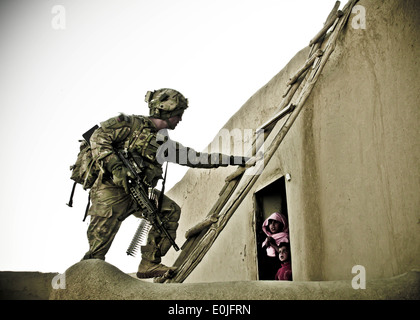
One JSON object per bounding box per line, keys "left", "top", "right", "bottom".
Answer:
{"left": 256, "top": 103, "right": 296, "bottom": 133}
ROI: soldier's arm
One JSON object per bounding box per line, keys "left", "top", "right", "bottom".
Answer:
{"left": 90, "top": 114, "right": 132, "bottom": 172}
{"left": 156, "top": 138, "right": 246, "bottom": 168}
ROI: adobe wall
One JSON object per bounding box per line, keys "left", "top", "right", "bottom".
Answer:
{"left": 305, "top": 0, "right": 420, "bottom": 280}
{"left": 0, "top": 271, "right": 57, "bottom": 300}
{"left": 166, "top": 0, "right": 420, "bottom": 282}
{"left": 48, "top": 260, "right": 420, "bottom": 300}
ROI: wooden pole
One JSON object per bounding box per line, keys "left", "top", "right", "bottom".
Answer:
{"left": 286, "top": 49, "right": 323, "bottom": 86}
{"left": 309, "top": 10, "right": 344, "bottom": 47}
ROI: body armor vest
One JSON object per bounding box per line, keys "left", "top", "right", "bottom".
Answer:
{"left": 124, "top": 115, "right": 164, "bottom": 188}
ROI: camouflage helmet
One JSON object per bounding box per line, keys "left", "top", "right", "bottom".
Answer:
{"left": 145, "top": 88, "right": 189, "bottom": 120}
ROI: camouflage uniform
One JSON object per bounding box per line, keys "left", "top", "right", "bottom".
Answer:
{"left": 82, "top": 88, "right": 244, "bottom": 278}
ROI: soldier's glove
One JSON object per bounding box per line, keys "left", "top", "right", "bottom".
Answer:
{"left": 111, "top": 165, "right": 132, "bottom": 194}
{"left": 230, "top": 156, "right": 251, "bottom": 166}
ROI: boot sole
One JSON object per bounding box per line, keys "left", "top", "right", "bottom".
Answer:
{"left": 136, "top": 269, "right": 175, "bottom": 279}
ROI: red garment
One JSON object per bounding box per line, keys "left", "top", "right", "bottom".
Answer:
{"left": 275, "top": 261, "right": 292, "bottom": 281}
{"left": 262, "top": 212, "right": 289, "bottom": 257}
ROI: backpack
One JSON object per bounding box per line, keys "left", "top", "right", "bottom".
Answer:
{"left": 66, "top": 125, "right": 99, "bottom": 221}
{"left": 66, "top": 114, "right": 148, "bottom": 220}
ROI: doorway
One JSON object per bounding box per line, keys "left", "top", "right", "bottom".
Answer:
{"left": 254, "top": 176, "right": 290, "bottom": 280}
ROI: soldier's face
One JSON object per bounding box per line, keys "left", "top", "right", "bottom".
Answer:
{"left": 167, "top": 115, "right": 182, "bottom": 129}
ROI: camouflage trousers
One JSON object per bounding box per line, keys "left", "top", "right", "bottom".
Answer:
{"left": 82, "top": 179, "right": 181, "bottom": 265}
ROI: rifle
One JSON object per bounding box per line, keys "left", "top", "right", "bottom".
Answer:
{"left": 116, "top": 149, "right": 180, "bottom": 256}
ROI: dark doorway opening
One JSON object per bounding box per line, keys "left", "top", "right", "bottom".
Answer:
{"left": 254, "top": 177, "right": 290, "bottom": 280}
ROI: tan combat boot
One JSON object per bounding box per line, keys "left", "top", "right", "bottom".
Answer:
{"left": 136, "top": 259, "right": 177, "bottom": 279}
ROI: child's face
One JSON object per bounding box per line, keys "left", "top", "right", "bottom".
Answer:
{"left": 269, "top": 220, "right": 282, "bottom": 234}
{"left": 279, "top": 246, "right": 289, "bottom": 262}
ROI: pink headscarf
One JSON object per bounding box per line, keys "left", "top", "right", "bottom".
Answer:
{"left": 262, "top": 212, "right": 289, "bottom": 257}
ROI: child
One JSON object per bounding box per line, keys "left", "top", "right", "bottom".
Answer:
{"left": 262, "top": 212, "right": 289, "bottom": 258}
{"left": 275, "top": 242, "right": 292, "bottom": 281}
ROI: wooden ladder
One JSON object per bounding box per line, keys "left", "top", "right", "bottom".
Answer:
{"left": 162, "top": 0, "right": 359, "bottom": 283}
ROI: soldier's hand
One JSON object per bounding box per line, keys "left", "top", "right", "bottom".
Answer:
{"left": 229, "top": 156, "right": 251, "bottom": 166}
{"left": 112, "top": 165, "right": 132, "bottom": 194}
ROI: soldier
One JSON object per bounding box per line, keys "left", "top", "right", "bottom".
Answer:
{"left": 82, "top": 88, "right": 249, "bottom": 279}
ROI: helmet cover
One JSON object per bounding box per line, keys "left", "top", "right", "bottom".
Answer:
{"left": 145, "top": 88, "right": 188, "bottom": 120}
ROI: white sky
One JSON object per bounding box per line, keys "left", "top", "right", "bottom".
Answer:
{"left": 0, "top": 0, "right": 340, "bottom": 273}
